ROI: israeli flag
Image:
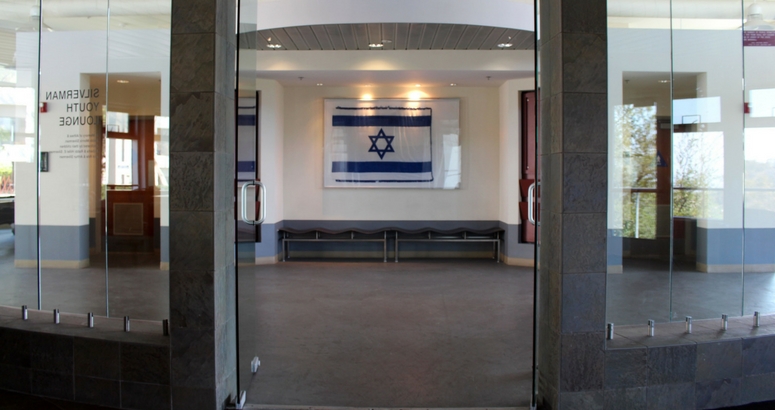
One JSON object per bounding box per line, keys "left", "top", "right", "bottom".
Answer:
{"left": 329, "top": 106, "right": 433, "bottom": 183}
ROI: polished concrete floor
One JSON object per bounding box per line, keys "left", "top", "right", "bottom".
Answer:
{"left": 238, "top": 260, "right": 534, "bottom": 407}
{"left": 0, "top": 228, "right": 169, "bottom": 320}
{"left": 607, "top": 259, "right": 775, "bottom": 326}
{"left": 4, "top": 225, "right": 775, "bottom": 407}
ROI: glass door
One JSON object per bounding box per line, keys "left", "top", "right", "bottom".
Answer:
{"left": 0, "top": 1, "right": 41, "bottom": 309}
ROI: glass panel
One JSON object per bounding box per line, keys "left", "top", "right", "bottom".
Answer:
{"left": 104, "top": 0, "right": 171, "bottom": 320}
{"left": 743, "top": 0, "right": 775, "bottom": 316}
{"left": 607, "top": 0, "right": 674, "bottom": 325}
{"left": 237, "top": 0, "right": 259, "bottom": 394}
{"left": 0, "top": 0, "right": 40, "bottom": 309}
{"left": 669, "top": 0, "right": 744, "bottom": 321}
{"left": 37, "top": 0, "right": 109, "bottom": 314}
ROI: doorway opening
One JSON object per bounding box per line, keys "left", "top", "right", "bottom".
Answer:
{"left": 234, "top": 2, "right": 538, "bottom": 407}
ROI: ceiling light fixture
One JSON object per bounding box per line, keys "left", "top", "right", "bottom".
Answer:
{"left": 117, "top": 80, "right": 129, "bottom": 84}
{"left": 659, "top": 80, "right": 670, "bottom": 83}
{"left": 497, "top": 43, "right": 513, "bottom": 48}
{"left": 369, "top": 43, "right": 384, "bottom": 48}
{"left": 450, "top": 83, "right": 457, "bottom": 87}
{"left": 316, "top": 83, "right": 323, "bottom": 86}
{"left": 381, "top": 39, "right": 393, "bottom": 44}
{"left": 267, "top": 44, "right": 282, "bottom": 49}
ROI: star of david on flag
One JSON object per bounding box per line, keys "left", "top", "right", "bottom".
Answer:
{"left": 328, "top": 105, "right": 434, "bottom": 183}
{"left": 368, "top": 129, "right": 395, "bottom": 159}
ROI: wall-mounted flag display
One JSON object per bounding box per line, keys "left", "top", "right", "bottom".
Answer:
{"left": 324, "top": 99, "right": 460, "bottom": 188}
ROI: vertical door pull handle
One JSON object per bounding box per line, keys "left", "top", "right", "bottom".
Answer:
{"left": 527, "top": 182, "right": 536, "bottom": 225}
{"left": 240, "top": 181, "right": 266, "bottom": 225}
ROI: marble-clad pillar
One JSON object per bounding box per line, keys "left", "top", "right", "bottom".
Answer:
{"left": 537, "top": 0, "right": 608, "bottom": 407}
{"left": 169, "top": 0, "right": 237, "bottom": 409}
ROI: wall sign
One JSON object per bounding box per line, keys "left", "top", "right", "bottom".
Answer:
{"left": 323, "top": 98, "right": 461, "bottom": 189}
{"left": 744, "top": 31, "right": 775, "bottom": 47}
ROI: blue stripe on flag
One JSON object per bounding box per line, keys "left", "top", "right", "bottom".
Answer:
{"left": 237, "top": 115, "right": 256, "bottom": 126}
{"left": 332, "top": 115, "right": 431, "bottom": 127}
{"left": 331, "top": 161, "right": 432, "bottom": 173}
{"left": 237, "top": 161, "right": 255, "bottom": 172}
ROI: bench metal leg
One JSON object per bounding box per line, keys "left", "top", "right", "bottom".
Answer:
{"left": 394, "top": 233, "right": 399, "bottom": 263}
{"left": 383, "top": 231, "right": 387, "bottom": 262}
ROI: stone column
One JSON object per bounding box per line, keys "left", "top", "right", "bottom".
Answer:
{"left": 169, "top": 0, "right": 237, "bottom": 409}
{"left": 536, "top": 0, "right": 608, "bottom": 407}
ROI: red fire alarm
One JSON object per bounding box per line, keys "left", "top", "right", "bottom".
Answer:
{"left": 744, "top": 102, "right": 750, "bottom": 114}
{"left": 39, "top": 102, "right": 47, "bottom": 113}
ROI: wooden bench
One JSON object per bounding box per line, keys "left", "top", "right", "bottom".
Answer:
{"left": 279, "top": 227, "right": 503, "bottom": 263}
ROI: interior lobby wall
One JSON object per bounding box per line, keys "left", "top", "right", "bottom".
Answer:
{"left": 255, "top": 79, "right": 285, "bottom": 263}
{"left": 282, "top": 84, "right": 501, "bottom": 221}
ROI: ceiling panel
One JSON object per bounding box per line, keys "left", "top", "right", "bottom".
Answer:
{"left": 269, "top": 28, "right": 298, "bottom": 50}
{"left": 406, "top": 23, "right": 424, "bottom": 49}
{"left": 367, "top": 23, "right": 381, "bottom": 45}
{"left": 297, "top": 26, "right": 320, "bottom": 50}
{"left": 284, "top": 27, "right": 309, "bottom": 50}
{"left": 480, "top": 27, "right": 507, "bottom": 50}
{"left": 513, "top": 31, "right": 534, "bottom": 49}
{"left": 250, "top": 23, "right": 532, "bottom": 51}
{"left": 418, "top": 23, "right": 438, "bottom": 50}
{"left": 431, "top": 24, "right": 453, "bottom": 50}
{"left": 393, "top": 23, "right": 410, "bottom": 50}
{"left": 455, "top": 25, "right": 480, "bottom": 50}
{"left": 468, "top": 26, "right": 494, "bottom": 50}
{"left": 442, "top": 24, "right": 466, "bottom": 49}
{"left": 381, "top": 23, "right": 396, "bottom": 50}
{"left": 351, "top": 23, "right": 369, "bottom": 50}
{"left": 311, "top": 25, "right": 333, "bottom": 50}
{"left": 325, "top": 25, "right": 346, "bottom": 50}
{"left": 339, "top": 24, "right": 357, "bottom": 50}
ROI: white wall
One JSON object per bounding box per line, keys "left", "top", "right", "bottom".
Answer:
{"left": 257, "top": 79, "right": 284, "bottom": 224}
{"left": 281, "top": 85, "right": 501, "bottom": 221}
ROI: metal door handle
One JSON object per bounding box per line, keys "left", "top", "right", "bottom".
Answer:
{"left": 527, "top": 182, "right": 536, "bottom": 225}
{"left": 240, "top": 181, "right": 266, "bottom": 225}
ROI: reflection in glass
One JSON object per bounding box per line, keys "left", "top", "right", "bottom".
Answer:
{"left": 744, "top": 5, "right": 775, "bottom": 314}
{"left": 606, "top": 0, "right": 775, "bottom": 324}
{"left": 0, "top": 1, "right": 40, "bottom": 309}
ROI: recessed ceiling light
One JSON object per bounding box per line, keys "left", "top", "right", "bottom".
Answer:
{"left": 369, "top": 43, "right": 384, "bottom": 48}
{"left": 450, "top": 83, "right": 457, "bottom": 87}
{"left": 497, "top": 43, "right": 513, "bottom": 48}
{"left": 117, "top": 80, "right": 129, "bottom": 84}
{"left": 381, "top": 39, "right": 393, "bottom": 44}
{"left": 267, "top": 44, "right": 282, "bottom": 49}
{"left": 659, "top": 80, "right": 670, "bottom": 83}
{"left": 316, "top": 83, "right": 323, "bottom": 86}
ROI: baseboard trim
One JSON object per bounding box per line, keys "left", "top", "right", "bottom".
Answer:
{"left": 14, "top": 259, "right": 89, "bottom": 269}
{"left": 501, "top": 255, "right": 534, "bottom": 267}
{"left": 697, "top": 262, "right": 775, "bottom": 273}
{"left": 608, "top": 265, "right": 623, "bottom": 274}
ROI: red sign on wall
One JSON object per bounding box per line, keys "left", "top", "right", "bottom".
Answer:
{"left": 744, "top": 31, "right": 775, "bottom": 47}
